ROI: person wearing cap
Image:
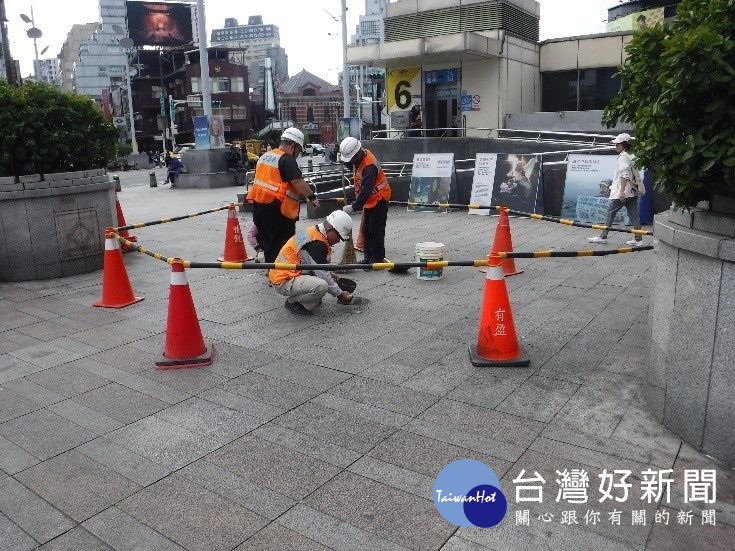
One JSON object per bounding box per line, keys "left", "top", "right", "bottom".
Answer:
{"left": 247, "top": 127, "right": 320, "bottom": 263}
{"left": 269, "top": 210, "right": 355, "bottom": 315}
{"left": 588, "top": 133, "right": 644, "bottom": 246}
{"left": 166, "top": 154, "right": 184, "bottom": 187}
{"left": 339, "top": 136, "right": 392, "bottom": 265}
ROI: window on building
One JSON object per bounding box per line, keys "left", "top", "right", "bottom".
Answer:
{"left": 212, "top": 77, "right": 230, "bottom": 93}
{"left": 190, "top": 77, "right": 200, "bottom": 93}
{"left": 361, "top": 20, "right": 379, "bottom": 36}
{"left": 542, "top": 68, "right": 621, "bottom": 112}
{"left": 231, "top": 76, "right": 245, "bottom": 92}
{"left": 303, "top": 88, "right": 316, "bottom": 96}
{"left": 214, "top": 106, "right": 231, "bottom": 119}
{"left": 232, "top": 106, "right": 248, "bottom": 119}
{"left": 290, "top": 106, "right": 297, "bottom": 122}
{"left": 324, "top": 104, "right": 332, "bottom": 121}
{"left": 107, "top": 45, "right": 120, "bottom": 53}
{"left": 306, "top": 106, "right": 314, "bottom": 122}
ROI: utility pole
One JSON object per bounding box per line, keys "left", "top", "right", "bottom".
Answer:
{"left": 197, "top": 0, "right": 212, "bottom": 116}
{"left": 341, "top": 0, "right": 349, "bottom": 118}
{"left": 0, "top": 0, "right": 17, "bottom": 84}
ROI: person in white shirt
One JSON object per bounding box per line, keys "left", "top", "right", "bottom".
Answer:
{"left": 588, "top": 133, "right": 643, "bottom": 246}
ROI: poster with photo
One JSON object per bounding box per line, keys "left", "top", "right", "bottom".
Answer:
{"left": 409, "top": 153, "right": 456, "bottom": 212}
{"left": 490, "top": 154, "right": 543, "bottom": 213}
{"left": 193, "top": 116, "right": 210, "bottom": 150}
{"left": 562, "top": 154, "right": 629, "bottom": 225}
{"left": 469, "top": 153, "right": 498, "bottom": 215}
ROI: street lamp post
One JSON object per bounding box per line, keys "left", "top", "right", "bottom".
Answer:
{"left": 340, "top": 0, "right": 349, "bottom": 118}
{"left": 111, "top": 24, "right": 139, "bottom": 155}
{"left": 19, "top": 6, "right": 42, "bottom": 80}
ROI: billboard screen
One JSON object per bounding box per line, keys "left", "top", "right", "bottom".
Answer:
{"left": 126, "top": 1, "right": 194, "bottom": 46}
{"left": 606, "top": 7, "right": 664, "bottom": 32}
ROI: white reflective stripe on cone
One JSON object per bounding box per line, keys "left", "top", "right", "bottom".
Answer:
{"left": 170, "top": 272, "right": 188, "bottom": 285}
{"left": 485, "top": 265, "right": 503, "bottom": 280}
{"left": 105, "top": 238, "right": 119, "bottom": 251}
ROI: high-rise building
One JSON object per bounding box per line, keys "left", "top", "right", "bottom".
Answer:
{"left": 210, "top": 16, "right": 288, "bottom": 91}
{"left": 33, "top": 58, "right": 62, "bottom": 86}
{"left": 58, "top": 22, "right": 99, "bottom": 92}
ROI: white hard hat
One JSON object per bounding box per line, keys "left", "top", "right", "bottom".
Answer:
{"left": 326, "top": 210, "right": 352, "bottom": 240}
{"left": 339, "top": 137, "right": 361, "bottom": 162}
{"left": 281, "top": 127, "right": 305, "bottom": 148}
{"left": 611, "top": 133, "right": 632, "bottom": 144}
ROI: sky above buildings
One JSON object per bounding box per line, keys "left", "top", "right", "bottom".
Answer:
{"left": 5, "top": 0, "right": 618, "bottom": 83}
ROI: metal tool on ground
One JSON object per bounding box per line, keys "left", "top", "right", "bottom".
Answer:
{"left": 487, "top": 208, "right": 523, "bottom": 277}
{"left": 156, "top": 259, "right": 214, "bottom": 370}
{"left": 114, "top": 192, "right": 137, "bottom": 252}
{"left": 93, "top": 228, "right": 144, "bottom": 309}
{"left": 218, "top": 203, "right": 251, "bottom": 262}
{"left": 469, "top": 254, "right": 529, "bottom": 367}
{"left": 336, "top": 277, "right": 357, "bottom": 293}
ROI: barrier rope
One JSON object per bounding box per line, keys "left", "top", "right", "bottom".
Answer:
{"left": 313, "top": 198, "right": 653, "bottom": 236}
{"left": 116, "top": 204, "right": 231, "bottom": 232}
{"left": 111, "top": 231, "right": 652, "bottom": 270}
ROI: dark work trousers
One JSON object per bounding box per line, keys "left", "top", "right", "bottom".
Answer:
{"left": 252, "top": 201, "right": 297, "bottom": 263}
{"left": 600, "top": 197, "right": 641, "bottom": 240}
{"left": 362, "top": 199, "right": 388, "bottom": 263}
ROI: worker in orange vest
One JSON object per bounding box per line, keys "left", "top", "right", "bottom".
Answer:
{"left": 269, "top": 210, "right": 355, "bottom": 315}
{"left": 339, "top": 137, "right": 392, "bottom": 265}
{"left": 247, "top": 127, "right": 320, "bottom": 263}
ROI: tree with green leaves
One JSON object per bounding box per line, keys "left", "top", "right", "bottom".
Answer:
{"left": 0, "top": 80, "right": 119, "bottom": 178}
{"left": 603, "top": 0, "right": 735, "bottom": 207}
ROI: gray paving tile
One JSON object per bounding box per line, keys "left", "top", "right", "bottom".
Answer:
{"left": 310, "top": 393, "right": 413, "bottom": 428}
{"left": 0, "top": 511, "right": 37, "bottom": 551}
{"left": 207, "top": 341, "right": 275, "bottom": 378}
{"left": 0, "top": 476, "right": 76, "bottom": 544}
{"left": 0, "top": 408, "right": 95, "bottom": 460}
{"left": 83, "top": 506, "right": 185, "bottom": 551}
{"left": 305, "top": 471, "right": 456, "bottom": 550}
{"left": 222, "top": 371, "right": 321, "bottom": 409}
{"left": 27, "top": 362, "right": 111, "bottom": 398}
{"left": 358, "top": 360, "right": 426, "bottom": 385}
{"left": 254, "top": 357, "right": 352, "bottom": 391}
{"left": 47, "top": 400, "right": 124, "bottom": 435}
{"left": 251, "top": 423, "right": 361, "bottom": 468}
{"left": 275, "top": 402, "right": 396, "bottom": 454}
{"left": 0, "top": 354, "right": 46, "bottom": 384}
{"left": 8, "top": 338, "right": 91, "bottom": 369}
{"left": 441, "top": 536, "right": 493, "bottom": 550}
{"left": 495, "top": 375, "right": 580, "bottom": 422}
{"left": 348, "top": 456, "right": 434, "bottom": 499}
{"left": 16, "top": 319, "right": 80, "bottom": 341}
{"left": 179, "top": 459, "right": 296, "bottom": 521}
{"left": 401, "top": 361, "right": 476, "bottom": 396}
{"left": 0, "top": 434, "right": 40, "bottom": 474}
{"left": 645, "top": 505, "right": 735, "bottom": 551}
{"left": 87, "top": 344, "right": 158, "bottom": 373}
{"left": 69, "top": 322, "right": 155, "bottom": 351}
{"left": 38, "top": 526, "right": 115, "bottom": 550}
{"left": 197, "top": 387, "right": 285, "bottom": 421}
{"left": 329, "top": 376, "right": 438, "bottom": 416}
{"left": 368, "top": 430, "right": 514, "bottom": 479}
{"left": 153, "top": 397, "right": 261, "bottom": 439}
{"left": 0, "top": 384, "right": 42, "bottom": 423}
{"left": 139, "top": 365, "right": 228, "bottom": 395}
{"left": 77, "top": 437, "right": 172, "bottom": 486}
{"left": 235, "top": 522, "right": 332, "bottom": 551}
{"left": 278, "top": 504, "right": 409, "bottom": 551}
{"left": 206, "top": 434, "right": 342, "bottom": 500}
{"left": 78, "top": 360, "right": 189, "bottom": 404}
{"left": 15, "top": 450, "right": 141, "bottom": 522}
{"left": 119, "top": 474, "right": 268, "bottom": 551}
{"left": 448, "top": 368, "right": 532, "bottom": 409}
{"left": 72, "top": 382, "right": 168, "bottom": 424}
{"left": 2, "top": 377, "right": 66, "bottom": 406}
{"left": 0, "top": 330, "right": 43, "bottom": 354}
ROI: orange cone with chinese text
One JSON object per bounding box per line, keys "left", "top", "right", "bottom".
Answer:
{"left": 218, "top": 203, "right": 251, "bottom": 262}
{"left": 487, "top": 208, "right": 523, "bottom": 276}
{"left": 115, "top": 193, "right": 137, "bottom": 252}
{"left": 156, "top": 259, "right": 214, "bottom": 370}
{"left": 469, "top": 254, "right": 529, "bottom": 367}
{"left": 93, "top": 228, "right": 144, "bottom": 309}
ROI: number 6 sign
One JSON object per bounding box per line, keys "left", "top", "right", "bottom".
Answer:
{"left": 386, "top": 67, "right": 421, "bottom": 112}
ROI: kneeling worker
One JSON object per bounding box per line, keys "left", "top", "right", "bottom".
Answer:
{"left": 269, "top": 210, "right": 355, "bottom": 315}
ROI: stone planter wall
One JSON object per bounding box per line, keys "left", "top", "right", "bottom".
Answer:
{"left": 647, "top": 206, "right": 735, "bottom": 466}
{"left": 0, "top": 170, "right": 116, "bottom": 282}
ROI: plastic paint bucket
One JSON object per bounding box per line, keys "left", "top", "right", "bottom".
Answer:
{"left": 415, "top": 242, "right": 445, "bottom": 280}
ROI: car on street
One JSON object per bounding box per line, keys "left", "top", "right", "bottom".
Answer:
{"left": 303, "top": 143, "right": 325, "bottom": 156}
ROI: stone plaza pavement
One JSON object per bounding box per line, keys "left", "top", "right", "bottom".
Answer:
{"left": 0, "top": 169, "right": 733, "bottom": 550}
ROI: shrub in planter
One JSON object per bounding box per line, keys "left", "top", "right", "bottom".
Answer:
{"left": 603, "top": 0, "right": 735, "bottom": 207}
{"left": 0, "top": 81, "right": 119, "bottom": 178}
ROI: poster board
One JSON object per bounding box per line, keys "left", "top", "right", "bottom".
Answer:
{"left": 193, "top": 116, "right": 210, "bottom": 150}
{"left": 490, "top": 154, "right": 543, "bottom": 214}
{"left": 409, "top": 153, "right": 456, "bottom": 212}
{"left": 468, "top": 153, "right": 498, "bottom": 215}
{"left": 562, "top": 154, "right": 629, "bottom": 225}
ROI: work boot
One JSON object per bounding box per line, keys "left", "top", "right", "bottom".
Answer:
{"left": 284, "top": 300, "right": 312, "bottom": 315}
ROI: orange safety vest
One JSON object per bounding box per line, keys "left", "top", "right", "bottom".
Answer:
{"left": 353, "top": 149, "right": 391, "bottom": 210}
{"left": 269, "top": 225, "right": 332, "bottom": 286}
{"left": 246, "top": 148, "right": 301, "bottom": 219}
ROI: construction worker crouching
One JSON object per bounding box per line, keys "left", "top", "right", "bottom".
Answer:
{"left": 339, "top": 137, "right": 391, "bottom": 266}
{"left": 269, "top": 210, "right": 355, "bottom": 315}
{"left": 246, "top": 127, "right": 320, "bottom": 263}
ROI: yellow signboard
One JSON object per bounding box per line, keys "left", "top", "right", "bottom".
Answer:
{"left": 386, "top": 67, "right": 421, "bottom": 111}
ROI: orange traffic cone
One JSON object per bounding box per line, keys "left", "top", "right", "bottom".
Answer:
{"left": 469, "top": 254, "right": 529, "bottom": 367}
{"left": 115, "top": 193, "right": 137, "bottom": 252}
{"left": 93, "top": 229, "right": 144, "bottom": 309}
{"left": 218, "top": 203, "right": 251, "bottom": 262}
{"left": 488, "top": 208, "right": 523, "bottom": 276}
{"left": 155, "top": 259, "right": 214, "bottom": 370}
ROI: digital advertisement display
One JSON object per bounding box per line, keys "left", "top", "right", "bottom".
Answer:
{"left": 126, "top": 1, "right": 194, "bottom": 46}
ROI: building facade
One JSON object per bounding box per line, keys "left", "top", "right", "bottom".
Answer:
{"left": 58, "top": 22, "right": 99, "bottom": 92}
{"left": 33, "top": 58, "right": 61, "bottom": 86}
